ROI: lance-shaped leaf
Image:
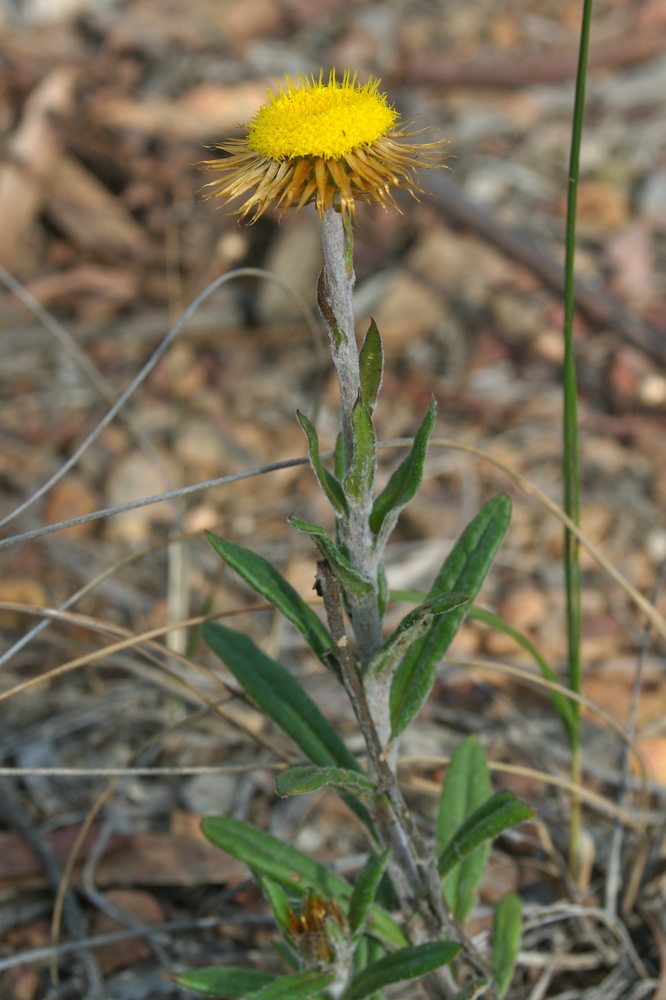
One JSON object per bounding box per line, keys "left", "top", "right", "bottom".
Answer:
{"left": 334, "top": 432, "right": 345, "bottom": 481}
{"left": 256, "top": 876, "right": 293, "bottom": 939}
{"left": 367, "top": 594, "right": 468, "bottom": 683}
{"left": 353, "top": 935, "right": 386, "bottom": 978}
{"left": 206, "top": 533, "right": 332, "bottom": 662}
{"left": 202, "top": 623, "right": 360, "bottom": 777}
{"left": 493, "top": 892, "right": 522, "bottom": 998}
{"left": 297, "top": 410, "right": 348, "bottom": 516}
{"left": 276, "top": 765, "right": 377, "bottom": 804}
{"left": 390, "top": 589, "right": 574, "bottom": 740}
{"left": 201, "top": 818, "right": 407, "bottom": 950}
{"left": 203, "top": 816, "right": 351, "bottom": 899}
{"left": 349, "top": 851, "right": 390, "bottom": 937}
{"left": 173, "top": 966, "right": 274, "bottom": 997}
{"left": 390, "top": 493, "right": 512, "bottom": 739}
{"left": 377, "top": 561, "right": 388, "bottom": 618}
{"left": 344, "top": 941, "right": 460, "bottom": 1000}
{"left": 369, "top": 398, "right": 437, "bottom": 542}
{"left": 438, "top": 791, "right": 534, "bottom": 880}
{"left": 344, "top": 395, "right": 376, "bottom": 504}
{"left": 359, "top": 319, "right": 383, "bottom": 412}
{"left": 437, "top": 736, "right": 492, "bottom": 922}
{"left": 254, "top": 969, "right": 336, "bottom": 999}
{"left": 288, "top": 517, "right": 374, "bottom": 601}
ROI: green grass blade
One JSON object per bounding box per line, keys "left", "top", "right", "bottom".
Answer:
{"left": 562, "top": 0, "right": 594, "bottom": 878}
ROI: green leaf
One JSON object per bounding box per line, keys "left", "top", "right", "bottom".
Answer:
{"left": 344, "top": 396, "right": 376, "bottom": 503}
{"left": 344, "top": 941, "right": 460, "bottom": 1000}
{"left": 201, "top": 818, "right": 407, "bottom": 951}
{"left": 256, "top": 876, "right": 293, "bottom": 937}
{"left": 437, "top": 736, "right": 492, "bottom": 922}
{"left": 254, "top": 969, "right": 336, "bottom": 999}
{"left": 492, "top": 892, "right": 522, "bottom": 998}
{"left": 202, "top": 817, "right": 351, "bottom": 899}
{"left": 389, "top": 589, "right": 575, "bottom": 740}
{"left": 438, "top": 791, "right": 534, "bottom": 880}
{"left": 296, "top": 411, "right": 348, "bottom": 517}
{"left": 469, "top": 607, "right": 577, "bottom": 741}
{"left": 349, "top": 851, "right": 390, "bottom": 937}
{"left": 334, "top": 432, "right": 345, "bottom": 481}
{"left": 271, "top": 938, "right": 300, "bottom": 972}
{"left": 369, "top": 399, "right": 437, "bottom": 540}
{"left": 276, "top": 765, "right": 377, "bottom": 804}
{"left": 390, "top": 493, "right": 512, "bottom": 739}
{"left": 173, "top": 966, "right": 274, "bottom": 997}
{"left": 203, "top": 622, "right": 358, "bottom": 773}
{"left": 202, "top": 623, "right": 373, "bottom": 830}
{"left": 206, "top": 533, "right": 332, "bottom": 662}
{"left": 377, "top": 562, "right": 388, "bottom": 618}
{"left": 359, "top": 319, "right": 383, "bottom": 412}
{"left": 288, "top": 517, "right": 374, "bottom": 600}
{"left": 367, "top": 594, "right": 468, "bottom": 683}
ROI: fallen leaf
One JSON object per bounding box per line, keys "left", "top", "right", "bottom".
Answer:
{"left": 0, "top": 67, "right": 77, "bottom": 272}
{"left": 90, "top": 889, "right": 164, "bottom": 973}
{"left": 43, "top": 477, "right": 98, "bottom": 539}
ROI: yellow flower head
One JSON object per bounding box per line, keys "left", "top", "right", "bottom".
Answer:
{"left": 201, "top": 70, "right": 444, "bottom": 224}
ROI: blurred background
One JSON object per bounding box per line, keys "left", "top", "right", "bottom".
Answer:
{"left": 0, "top": 1, "right": 665, "bottom": 997}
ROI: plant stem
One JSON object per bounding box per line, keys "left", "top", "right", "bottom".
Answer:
{"left": 316, "top": 561, "right": 493, "bottom": 998}
{"left": 563, "top": 0, "right": 593, "bottom": 881}
{"left": 319, "top": 208, "right": 383, "bottom": 664}
{"left": 319, "top": 207, "right": 359, "bottom": 468}
{"left": 318, "top": 208, "right": 494, "bottom": 995}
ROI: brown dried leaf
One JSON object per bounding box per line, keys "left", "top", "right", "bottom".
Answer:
{"left": 43, "top": 477, "right": 99, "bottom": 539}
{"left": 44, "top": 155, "right": 154, "bottom": 261}
{"left": 91, "top": 81, "right": 270, "bottom": 140}
{"left": 94, "top": 831, "right": 247, "bottom": 887}
{"left": 90, "top": 889, "right": 164, "bottom": 973}
{"left": 0, "top": 67, "right": 77, "bottom": 271}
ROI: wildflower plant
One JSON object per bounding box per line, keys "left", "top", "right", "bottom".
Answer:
{"left": 176, "top": 71, "right": 532, "bottom": 1000}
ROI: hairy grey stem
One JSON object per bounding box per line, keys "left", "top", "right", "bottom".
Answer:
{"left": 316, "top": 561, "right": 461, "bottom": 1000}
{"left": 319, "top": 208, "right": 383, "bottom": 663}
{"left": 315, "top": 213, "right": 495, "bottom": 994}
{"left": 319, "top": 207, "right": 359, "bottom": 460}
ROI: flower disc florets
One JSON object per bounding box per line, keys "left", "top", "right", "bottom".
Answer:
{"left": 202, "top": 70, "right": 444, "bottom": 224}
